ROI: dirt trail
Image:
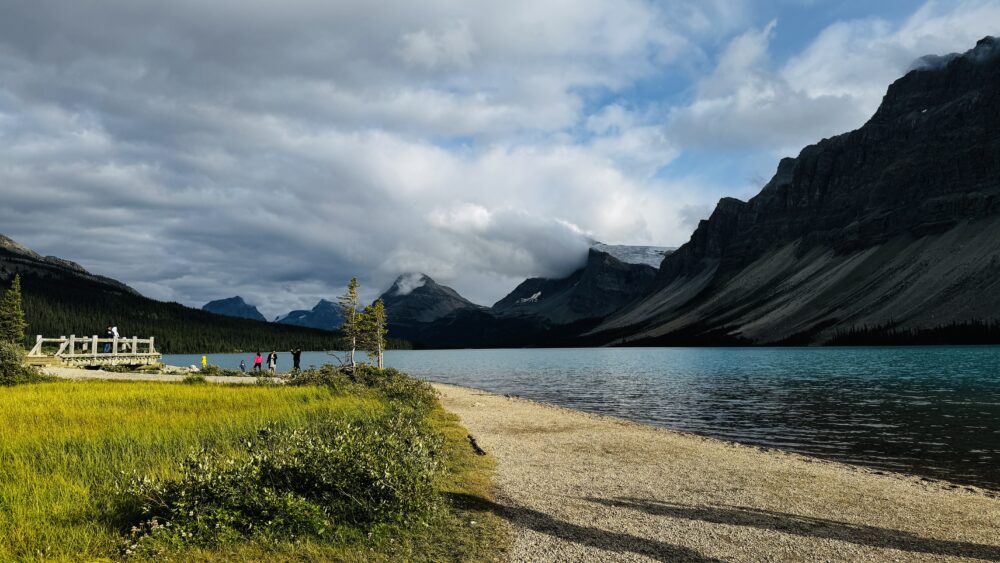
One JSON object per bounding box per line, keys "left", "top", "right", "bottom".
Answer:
{"left": 42, "top": 366, "right": 281, "bottom": 384}
{"left": 434, "top": 383, "right": 1000, "bottom": 562}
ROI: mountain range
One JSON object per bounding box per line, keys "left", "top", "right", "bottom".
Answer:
{"left": 375, "top": 243, "right": 672, "bottom": 347}
{"left": 364, "top": 36, "right": 1000, "bottom": 347}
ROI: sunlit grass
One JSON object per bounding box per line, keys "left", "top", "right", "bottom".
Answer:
{"left": 0, "top": 379, "right": 509, "bottom": 561}
{"left": 0, "top": 381, "right": 379, "bottom": 561}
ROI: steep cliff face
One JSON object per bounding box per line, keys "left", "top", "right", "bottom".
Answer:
{"left": 596, "top": 37, "right": 1000, "bottom": 344}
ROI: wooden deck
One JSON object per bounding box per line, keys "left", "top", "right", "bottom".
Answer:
{"left": 26, "top": 335, "right": 161, "bottom": 367}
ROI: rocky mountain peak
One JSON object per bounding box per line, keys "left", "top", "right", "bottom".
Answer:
{"left": 380, "top": 273, "right": 479, "bottom": 325}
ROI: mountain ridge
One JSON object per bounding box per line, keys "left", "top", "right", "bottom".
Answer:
{"left": 591, "top": 36, "right": 1000, "bottom": 345}
{"left": 275, "top": 299, "right": 345, "bottom": 331}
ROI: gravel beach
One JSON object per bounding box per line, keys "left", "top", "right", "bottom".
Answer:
{"left": 433, "top": 383, "right": 1000, "bottom": 562}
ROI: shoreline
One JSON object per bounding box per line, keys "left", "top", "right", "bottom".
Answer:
{"left": 433, "top": 382, "right": 1000, "bottom": 562}
{"left": 432, "top": 381, "right": 998, "bottom": 498}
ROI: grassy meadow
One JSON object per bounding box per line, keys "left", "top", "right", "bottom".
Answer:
{"left": 0, "top": 378, "right": 507, "bottom": 561}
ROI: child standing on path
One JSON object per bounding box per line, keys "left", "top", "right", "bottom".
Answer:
{"left": 253, "top": 352, "right": 263, "bottom": 373}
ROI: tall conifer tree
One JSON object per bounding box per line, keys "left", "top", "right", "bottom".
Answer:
{"left": 0, "top": 274, "right": 27, "bottom": 346}
{"left": 360, "top": 299, "right": 387, "bottom": 369}
{"left": 337, "top": 277, "right": 361, "bottom": 368}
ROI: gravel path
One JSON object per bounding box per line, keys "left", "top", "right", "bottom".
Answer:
{"left": 42, "top": 366, "right": 282, "bottom": 384}
{"left": 433, "top": 383, "right": 1000, "bottom": 562}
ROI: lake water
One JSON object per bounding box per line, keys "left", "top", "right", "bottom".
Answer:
{"left": 164, "top": 346, "right": 1000, "bottom": 491}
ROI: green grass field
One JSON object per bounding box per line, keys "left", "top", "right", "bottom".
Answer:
{"left": 0, "top": 380, "right": 507, "bottom": 561}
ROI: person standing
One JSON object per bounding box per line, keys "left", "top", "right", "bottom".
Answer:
{"left": 103, "top": 324, "right": 113, "bottom": 353}
{"left": 292, "top": 348, "right": 302, "bottom": 371}
{"left": 240, "top": 359, "right": 246, "bottom": 373}
{"left": 267, "top": 350, "right": 278, "bottom": 374}
{"left": 253, "top": 352, "right": 263, "bottom": 373}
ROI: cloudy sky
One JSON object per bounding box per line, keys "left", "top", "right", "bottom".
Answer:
{"left": 1, "top": 0, "right": 997, "bottom": 316}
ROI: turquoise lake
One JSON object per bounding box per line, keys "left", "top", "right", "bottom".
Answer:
{"left": 164, "top": 346, "right": 1000, "bottom": 490}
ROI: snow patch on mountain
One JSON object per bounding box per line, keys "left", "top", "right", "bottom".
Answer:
{"left": 517, "top": 291, "right": 542, "bottom": 304}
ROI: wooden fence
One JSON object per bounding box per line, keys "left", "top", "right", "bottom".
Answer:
{"left": 27, "top": 335, "right": 161, "bottom": 367}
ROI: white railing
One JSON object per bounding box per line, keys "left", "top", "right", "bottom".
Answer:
{"left": 28, "top": 334, "right": 159, "bottom": 363}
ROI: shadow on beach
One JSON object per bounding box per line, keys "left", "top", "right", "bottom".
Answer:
{"left": 446, "top": 492, "right": 721, "bottom": 562}
{"left": 586, "top": 497, "right": 1000, "bottom": 561}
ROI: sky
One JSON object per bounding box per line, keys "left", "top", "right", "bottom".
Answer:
{"left": 0, "top": 0, "right": 997, "bottom": 317}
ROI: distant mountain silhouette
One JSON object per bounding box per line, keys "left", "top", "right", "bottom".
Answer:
{"left": 275, "top": 299, "right": 344, "bottom": 331}
{"left": 202, "top": 296, "right": 267, "bottom": 322}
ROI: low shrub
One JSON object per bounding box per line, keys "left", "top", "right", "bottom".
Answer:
{"left": 181, "top": 373, "right": 207, "bottom": 385}
{"left": 287, "top": 365, "right": 353, "bottom": 390}
{"left": 0, "top": 341, "right": 52, "bottom": 385}
{"left": 103, "top": 364, "right": 162, "bottom": 374}
{"left": 199, "top": 364, "right": 243, "bottom": 377}
{"left": 292, "top": 364, "right": 437, "bottom": 415}
{"left": 119, "top": 415, "right": 442, "bottom": 555}
{"left": 350, "top": 366, "right": 437, "bottom": 415}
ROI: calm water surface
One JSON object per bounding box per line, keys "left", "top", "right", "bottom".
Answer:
{"left": 165, "top": 347, "right": 1000, "bottom": 490}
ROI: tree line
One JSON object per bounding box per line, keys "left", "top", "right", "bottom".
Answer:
{"left": 3, "top": 272, "right": 346, "bottom": 354}
{"left": 1, "top": 272, "right": 408, "bottom": 356}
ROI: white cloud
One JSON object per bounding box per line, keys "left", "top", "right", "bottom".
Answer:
{"left": 669, "top": 0, "right": 1000, "bottom": 154}
{"left": 399, "top": 21, "right": 478, "bottom": 69}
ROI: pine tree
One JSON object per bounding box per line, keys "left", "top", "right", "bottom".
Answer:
{"left": 338, "top": 277, "right": 361, "bottom": 368}
{"left": 360, "top": 299, "right": 387, "bottom": 369}
{"left": 0, "top": 274, "right": 27, "bottom": 346}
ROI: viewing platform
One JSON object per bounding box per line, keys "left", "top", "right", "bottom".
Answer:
{"left": 26, "top": 335, "right": 161, "bottom": 367}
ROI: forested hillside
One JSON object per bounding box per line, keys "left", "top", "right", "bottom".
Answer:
{"left": 7, "top": 272, "right": 339, "bottom": 354}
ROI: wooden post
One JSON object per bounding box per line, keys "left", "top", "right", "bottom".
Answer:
{"left": 149, "top": 337, "right": 155, "bottom": 354}
{"left": 92, "top": 335, "right": 98, "bottom": 356}
{"left": 132, "top": 336, "right": 138, "bottom": 356}
{"left": 29, "top": 335, "right": 43, "bottom": 356}
{"left": 113, "top": 335, "right": 118, "bottom": 355}
{"left": 69, "top": 335, "right": 75, "bottom": 357}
